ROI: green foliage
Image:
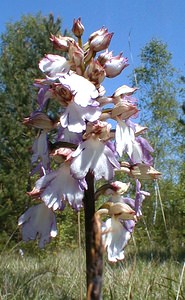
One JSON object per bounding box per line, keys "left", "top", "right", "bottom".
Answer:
{"left": 0, "top": 13, "right": 65, "bottom": 241}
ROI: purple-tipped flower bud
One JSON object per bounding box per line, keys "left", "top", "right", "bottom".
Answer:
{"left": 72, "top": 17, "right": 84, "bottom": 38}
{"left": 89, "top": 27, "right": 113, "bottom": 52}
{"left": 104, "top": 53, "right": 129, "bottom": 78}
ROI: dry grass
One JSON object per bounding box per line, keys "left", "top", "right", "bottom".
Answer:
{"left": 0, "top": 245, "right": 184, "bottom": 300}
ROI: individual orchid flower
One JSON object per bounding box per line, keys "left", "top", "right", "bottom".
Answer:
{"left": 49, "top": 82, "right": 74, "bottom": 106}
{"left": 50, "top": 147, "right": 74, "bottom": 164}
{"left": 84, "top": 59, "right": 106, "bottom": 86}
{"left": 39, "top": 54, "right": 70, "bottom": 79}
{"left": 130, "top": 164, "right": 161, "bottom": 180}
{"left": 135, "top": 136, "right": 154, "bottom": 165}
{"left": 95, "top": 181, "right": 130, "bottom": 202}
{"left": 70, "top": 122, "right": 120, "bottom": 181}
{"left": 106, "top": 181, "right": 130, "bottom": 197}
{"left": 97, "top": 49, "right": 113, "bottom": 66}
{"left": 28, "top": 161, "right": 85, "bottom": 211}
{"left": 125, "top": 120, "right": 154, "bottom": 165}
{"left": 58, "top": 72, "right": 99, "bottom": 107}
{"left": 99, "top": 202, "right": 136, "bottom": 220}
{"left": 31, "top": 130, "right": 50, "bottom": 173}
{"left": 115, "top": 118, "right": 152, "bottom": 164}
{"left": 97, "top": 201, "right": 136, "bottom": 262}
{"left": 50, "top": 34, "right": 75, "bottom": 51}
{"left": 104, "top": 52, "right": 129, "bottom": 78}
{"left": 72, "top": 17, "right": 84, "bottom": 38}
{"left": 89, "top": 27, "right": 114, "bottom": 52}
{"left": 96, "top": 96, "right": 114, "bottom": 107}
{"left": 34, "top": 85, "right": 51, "bottom": 111}
{"left": 18, "top": 203, "right": 57, "bottom": 248}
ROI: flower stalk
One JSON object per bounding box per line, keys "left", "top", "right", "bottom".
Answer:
{"left": 84, "top": 171, "right": 103, "bottom": 299}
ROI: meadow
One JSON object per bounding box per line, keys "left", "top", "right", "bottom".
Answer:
{"left": 0, "top": 244, "right": 184, "bottom": 300}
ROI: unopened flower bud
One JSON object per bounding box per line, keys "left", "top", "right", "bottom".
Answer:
{"left": 72, "top": 17, "right": 84, "bottom": 38}
{"left": 89, "top": 27, "right": 113, "bottom": 52}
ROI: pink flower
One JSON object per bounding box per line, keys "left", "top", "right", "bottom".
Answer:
{"left": 89, "top": 27, "right": 113, "bottom": 52}
{"left": 104, "top": 53, "right": 129, "bottom": 78}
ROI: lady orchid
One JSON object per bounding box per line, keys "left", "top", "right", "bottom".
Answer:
{"left": 19, "top": 17, "right": 161, "bottom": 298}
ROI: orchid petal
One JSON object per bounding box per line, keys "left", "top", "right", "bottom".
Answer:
{"left": 59, "top": 73, "right": 99, "bottom": 107}
{"left": 102, "top": 217, "right": 131, "bottom": 262}
{"left": 18, "top": 203, "right": 57, "bottom": 248}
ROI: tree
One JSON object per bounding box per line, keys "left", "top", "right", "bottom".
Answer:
{"left": 132, "top": 39, "right": 185, "bottom": 256}
{"left": 133, "top": 39, "right": 183, "bottom": 178}
{"left": 0, "top": 13, "right": 64, "bottom": 243}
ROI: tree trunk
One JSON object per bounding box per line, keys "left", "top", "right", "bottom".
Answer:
{"left": 84, "top": 171, "right": 103, "bottom": 300}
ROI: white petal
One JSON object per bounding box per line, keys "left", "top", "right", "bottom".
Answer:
{"left": 59, "top": 73, "right": 98, "bottom": 107}
{"left": 70, "top": 138, "right": 104, "bottom": 180}
{"left": 39, "top": 54, "right": 70, "bottom": 78}
{"left": 103, "top": 217, "right": 131, "bottom": 262}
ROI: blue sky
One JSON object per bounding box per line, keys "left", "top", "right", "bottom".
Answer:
{"left": 0, "top": 0, "right": 184, "bottom": 94}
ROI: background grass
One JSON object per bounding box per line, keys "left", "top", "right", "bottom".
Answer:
{"left": 0, "top": 243, "right": 184, "bottom": 300}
